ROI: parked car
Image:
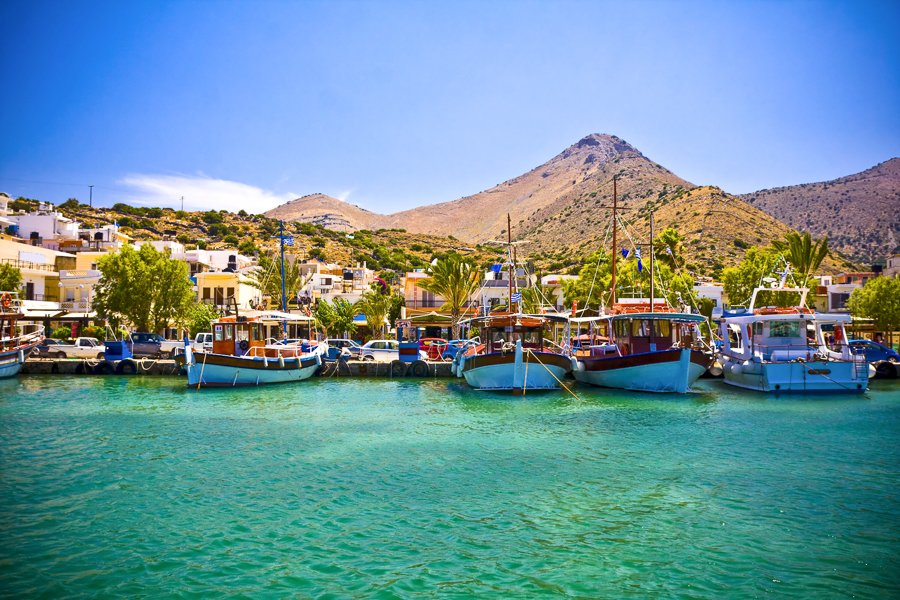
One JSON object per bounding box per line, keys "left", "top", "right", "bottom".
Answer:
{"left": 52, "top": 337, "right": 105, "bottom": 359}
{"left": 130, "top": 332, "right": 162, "bottom": 358}
{"left": 849, "top": 339, "right": 900, "bottom": 363}
{"left": 32, "top": 338, "right": 66, "bottom": 358}
{"left": 359, "top": 339, "right": 427, "bottom": 363}
{"left": 441, "top": 339, "right": 482, "bottom": 360}
{"left": 418, "top": 338, "right": 449, "bottom": 360}
{"left": 325, "top": 338, "right": 362, "bottom": 360}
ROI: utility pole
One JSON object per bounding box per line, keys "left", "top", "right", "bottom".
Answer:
{"left": 89, "top": 185, "right": 94, "bottom": 208}
{"left": 180, "top": 196, "right": 184, "bottom": 211}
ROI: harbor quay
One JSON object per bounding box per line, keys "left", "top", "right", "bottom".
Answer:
{"left": 20, "top": 357, "right": 458, "bottom": 378}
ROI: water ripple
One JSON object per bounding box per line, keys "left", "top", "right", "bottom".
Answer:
{"left": 0, "top": 376, "right": 898, "bottom": 598}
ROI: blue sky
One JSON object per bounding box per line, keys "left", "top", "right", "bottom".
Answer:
{"left": 1, "top": 0, "right": 898, "bottom": 213}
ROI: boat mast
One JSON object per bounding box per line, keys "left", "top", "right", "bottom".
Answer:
{"left": 610, "top": 175, "right": 617, "bottom": 307}
{"left": 649, "top": 211, "right": 654, "bottom": 314}
{"left": 507, "top": 213, "right": 514, "bottom": 312}
{"left": 280, "top": 220, "right": 287, "bottom": 338}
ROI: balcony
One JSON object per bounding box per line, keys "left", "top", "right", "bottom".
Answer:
{"left": 0, "top": 257, "right": 57, "bottom": 272}
{"left": 59, "top": 269, "right": 101, "bottom": 281}
{"left": 60, "top": 299, "right": 92, "bottom": 312}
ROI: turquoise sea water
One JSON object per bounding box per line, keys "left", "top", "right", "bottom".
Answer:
{"left": 1, "top": 376, "right": 898, "bottom": 599}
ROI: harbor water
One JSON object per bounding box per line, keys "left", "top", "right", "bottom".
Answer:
{"left": 1, "top": 376, "right": 898, "bottom": 598}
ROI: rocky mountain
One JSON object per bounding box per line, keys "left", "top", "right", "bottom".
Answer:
{"left": 741, "top": 158, "right": 900, "bottom": 265}
{"left": 378, "top": 134, "right": 692, "bottom": 244}
{"left": 263, "top": 193, "right": 384, "bottom": 232}
{"left": 262, "top": 133, "right": 865, "bottom": 276}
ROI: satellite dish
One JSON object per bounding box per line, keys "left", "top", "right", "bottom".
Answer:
{"left": 762, "top": 277, "right": 777, "bottom": 283}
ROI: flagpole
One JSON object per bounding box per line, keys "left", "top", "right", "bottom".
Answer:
{"left": 649, "top": 211, "right": 654, "bottom": 314}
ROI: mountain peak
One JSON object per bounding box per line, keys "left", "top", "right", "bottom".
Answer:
{"left": 573, "top": 133, "right": 637, "bottom": 154}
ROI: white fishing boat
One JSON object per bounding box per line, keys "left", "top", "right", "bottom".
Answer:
{"left": 180, "top": 312, "right": 326, "bottom": 387}
{"left": 0, "top": 291, "right": 44, "bottom": 379}
{"left": 454, "top": 313, "right": 572, "bottom": 392}
{"left": 718, "top": 281, "right": 870, "bottom": 393}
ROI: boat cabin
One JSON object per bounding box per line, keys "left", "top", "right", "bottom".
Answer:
{"left": 211, "top": 311, "right": 315, "bottom": 357}
{"left": 578, "top": 313, "right": 705, "bottom": 358}
{"left": 719, "top": 312, "right": 852, "bottom": 363}
{"left": 479, "top": 314, "right": 548, "bottom": 354}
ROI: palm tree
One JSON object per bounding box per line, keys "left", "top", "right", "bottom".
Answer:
{"left": 356, "top": 287, "right": 394, "bottom": 337}
{"left": 772, "top": 232, "right": 829, "bottom": 287}
{"left": 315, "top": 297, "right": 357, "bottom": 338}
{"left": 417, "top": 254, "right": 482, "bottom": 339}
{"left": 246, "top": 253, "right": 310, "bottom": 310}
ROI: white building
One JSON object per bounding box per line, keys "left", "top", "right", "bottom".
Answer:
{"left": 884, "top": 254, "right": 900, "bottom": 278}
{"left": 694, "top": 279, "right": 725, "bottom": 317}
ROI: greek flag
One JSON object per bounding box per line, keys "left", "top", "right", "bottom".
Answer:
{"left": 621, "top": 248, "right": 629, "bottom": 258}
{"left": 511, "top": 292, "right": 522, "bottom": 302}
{"left": 491, "top": 263, "right": 503, "bottom": 273}
{"left": 284, "top": 235, "right": 294, "bottom": 246}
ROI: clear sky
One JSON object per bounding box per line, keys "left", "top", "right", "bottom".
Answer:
{"left": 1, "top": 0, "right": 898, "bottom": 213}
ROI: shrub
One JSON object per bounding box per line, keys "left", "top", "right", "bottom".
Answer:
{"left": 51, "top": 326, "right": 72, "bottom": 339}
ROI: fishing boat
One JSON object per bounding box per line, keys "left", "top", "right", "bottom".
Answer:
{"left": 571, "top": 309, "right": 713, "bottom": 393}
{"left": 717, "top": 280, "right": 870, "bottom": 393}
{"left": 452, "top": 214, "right": 571, "bottom": 392}
{"left": 568, "top": 178, "right": 713, "bottom": 392}
{"left": 179, "top": 222, "right": 326, "bottom": 387}
{"left": 180, "top": 312, "right": 326, "bottom": 387}
{"left": 454, "top": 312, "right": 571, "bottom": 391}
{"left": 0, "top": 291, "right": 44, "bottom": 379}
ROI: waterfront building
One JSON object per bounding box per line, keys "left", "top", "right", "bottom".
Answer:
{"left": 694, "top": 279, "right": 725, "bottom": 317}
{"left": 884, "top": 254, "right": 900, "bottom": 278}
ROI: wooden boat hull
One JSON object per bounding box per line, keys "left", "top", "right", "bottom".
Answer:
{"left": 573, "top": 348, "right": 711, "bottom": 393}
{"left": 459, "top": 341, "right": 571, "bottom": 391}
{"left": 719, "top": 356, "right": 868, "bottom": 393}
{"left": 183, "top": 350, "right": 322, "bottom": 387}
{"left": 0, "top": 342, "right": 40, "bottom": 379}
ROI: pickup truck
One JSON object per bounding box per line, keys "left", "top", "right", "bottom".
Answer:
{"left": 191, "top": 332, "right": 213, "bottom": 353}
{"left": 52, "top": 337, "right": 106, "bottom": 359}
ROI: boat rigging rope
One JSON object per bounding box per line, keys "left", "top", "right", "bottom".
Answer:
{"left": 524, "top": 348, "right": 581, "bottom": 401}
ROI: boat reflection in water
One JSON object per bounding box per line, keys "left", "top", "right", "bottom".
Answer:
{"left": 180, "top": 311, "right": 326, "bottom": 387}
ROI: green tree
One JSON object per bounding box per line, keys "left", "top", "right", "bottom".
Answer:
{"left": 246, "top": 253, "right": 309, "bottom": 310}
{"left": 520, "top": 276, "right": 553, "bottom": 314}
{"left": 721, "top": 247, "right": 799, "bottom": 308}
{"left": 0, "top": 263, "right": 23, "bottom": 293}
{"left": 847, "top": 276, "right": 900, "bottom": 343}
{"left": 356, "top": 287, "right": 395, "bottom": 336}
{"left": 93, "top": 244, "right": 195, "bottom": 332}
{"left": 772, "top": 231, "right": 829, "bottom": 287}
{"left": 416, "top": 253, "right": 482, "bottom": 338}
{"left": 652, "top": 226, "right": 685, "bottom": 271}
{"left": 185, "top": 302, "right": 220, "bottom": 336}
{"left": 315, "top": 297, "right": 358, "bottom": 338}
{"left": 561, "top": 250, "right": 611, "bottom": 312}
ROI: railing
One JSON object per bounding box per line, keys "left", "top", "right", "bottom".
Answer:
{"left": 60, "top": 300, "right": 92, "bottom": 312}
{"left": 0, "top": 258, "right": 57, "bottom": 272}
{"left": 59, "top": 269, "right": 101, "bottom": 279}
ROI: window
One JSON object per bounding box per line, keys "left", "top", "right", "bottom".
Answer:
{"left": 203, "top": 288, "right": 211, "bottom": 300}
{"left": 214, "top": 325, "right": 224, "bottom": 341}
{"left": 652, "top": 320, "right": 671, "bottom": 338}
{"left": 769, "top": 321, "right": 801, "bottom": 338}
{"left": 223, "top": 324, "right": 234, "bottom": 340}
{"left": 631, "top": 320, "right": 651, "bottom": 337}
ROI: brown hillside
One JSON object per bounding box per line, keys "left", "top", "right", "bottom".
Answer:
{"left": 263, "top": 193, "right": 385, "bottom": 232}
{"left": 741, "top": 158, "right": 900, "bottom": 265}
{"left": 381, "top": 134, "right": 693, "bottom": 243}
